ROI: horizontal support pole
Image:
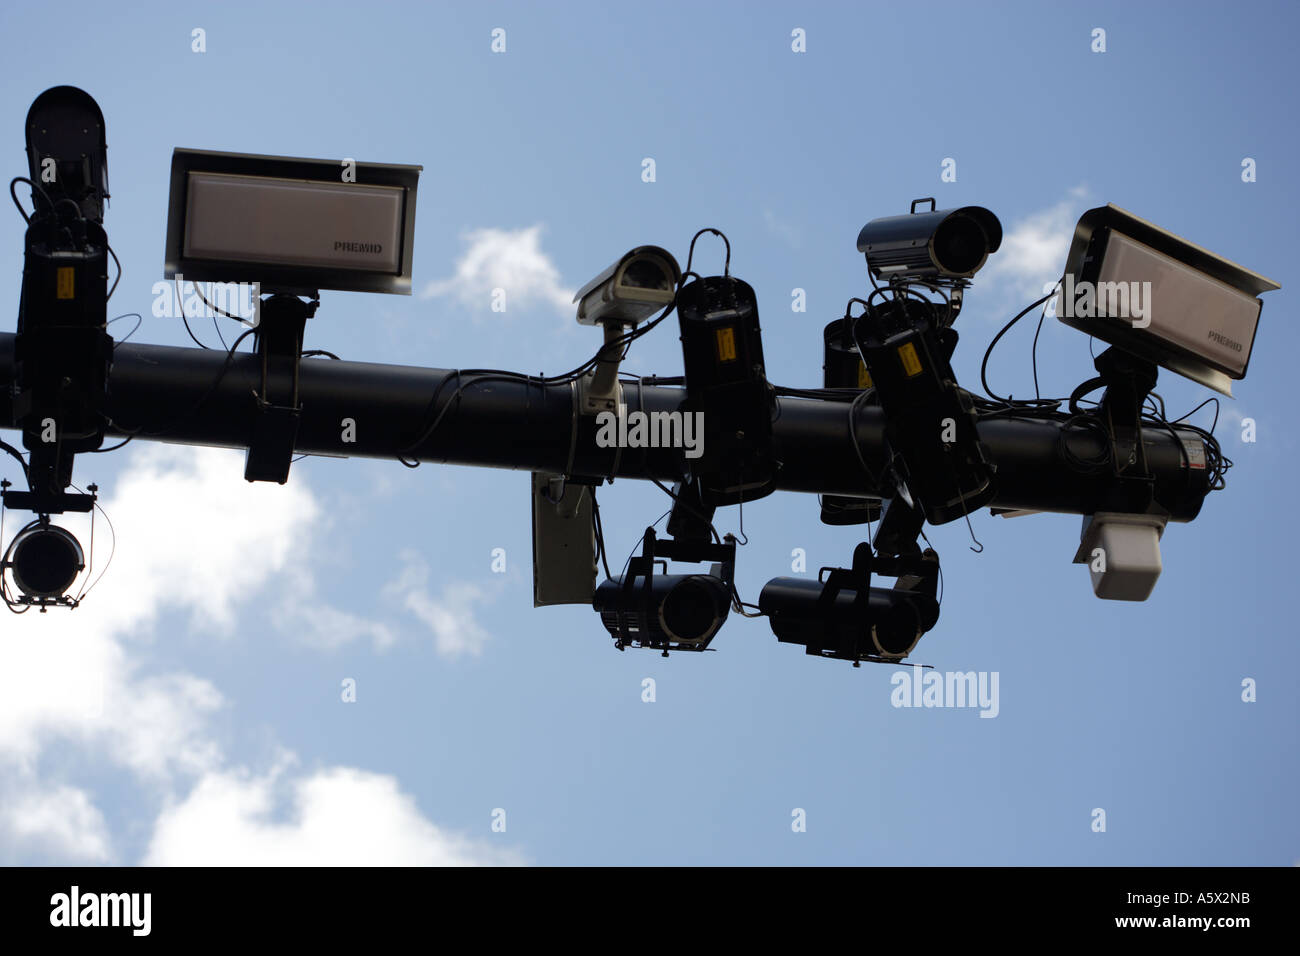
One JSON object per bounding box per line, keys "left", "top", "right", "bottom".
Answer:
{"left": 0, "top": 333, "right": 1210, "bottom": 521}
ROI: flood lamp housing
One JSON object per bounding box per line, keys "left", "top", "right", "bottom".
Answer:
{"left": 164, "top": 148, "right": 421, "bottom": 296}
{"left": 1056, "top": 204, "right": 1279, "bottom": 397}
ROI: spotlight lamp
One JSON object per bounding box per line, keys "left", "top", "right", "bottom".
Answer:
{"left": 592, "top": 527, "right": 735, "bottom": 656}
{"left": 1, "top": 518, "right": 85, "bottom": 610}
{"left": 677, "top": 272, "right": 777, "bottom": 505}
{"left": 760, "top": 543, "right": 941, "bottom": 665}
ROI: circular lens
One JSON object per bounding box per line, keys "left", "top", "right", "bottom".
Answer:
{"left": 932, "top": 215, "right": 988, "bottom": 276}
{"left": 11, "top": 526, "right": 84, "bottom": 598}
{"left": 872, "top": 599, "right": 922, "bottom": 656}
{"left": 661, "top": 576, "right": 725, "bottom": 644}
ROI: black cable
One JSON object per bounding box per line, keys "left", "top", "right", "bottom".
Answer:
{"left": 108, "top": 312, "right": 143, "bottom": 348}
{"left": 1172, "top": 396, "right": 1220, "bottom": 431}
{"left": 9, "top": 176, "right": 54, "bottom": 224}
{"left": 0, "top": 439, "right": 29, "bottom": 480}
{"left": 848, "top": 388, "right": 883, "bottom": 489}
{"left": 1056, "top": 414, "right": 1113, "bottom": 475}
{"left": 397, "top": 371, "right": 526, "bottom": 464}
{"left": 1068, "top": 376, "right": 1107, "bottom": 416}
{"left": 591, "top": 491, "right": 613, "bottom": 580}
{"left": 89, "top": 436, "right": 133, "bottom": 454}
{"left": 68, "top": 483, "right": 116, "bottom": 603}
{"left": 1031, "top": 290, "right": 1054, "bottom": 401}
{"left": 1144, "top": 396, "right": 1229, "bottom": 489}
{"left": 302, "top": 349, "right": 341, "bottom": 360}
{"left": 685, "top": 228, "right": 731, "bottom": 276}
{"left": 181, "top": 316, "right": 209, "bottom": 349}
{"left": 649, "top": 478, "right": 722, "bottom": 545}
{"left": 176, "top": 277, "right": 210, "bottom": 349}
{"left": 193, "top": 281, "right": 251, "bottom": 323}
{"left": 397, "top": 280, "right": 683, "bottom": 466}
{"left": 981, "top": 287, "right": 1061, "bottom": 407}
{"left": 106, "top": 243, "right": 122, "bottom": 302}
{"left": 771, "top": 385, "right": 861, "bottom": 402}
{"left": 617, "top": 509, "right": 672, "bottom": 583}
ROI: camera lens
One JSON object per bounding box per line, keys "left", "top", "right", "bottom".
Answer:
{"left": 932, "top": 214, "right": 988, "bottom": 276}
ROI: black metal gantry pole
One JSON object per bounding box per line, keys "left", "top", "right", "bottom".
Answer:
{"left": 0, "top": 332, "right": 1211, "bottom": 522}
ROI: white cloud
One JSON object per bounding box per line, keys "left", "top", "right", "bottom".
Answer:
{"left": 763, "top": 209, "right": 801, "bottom": 247}
{"left": 383, "top": 551, "right": 494, "bottom": 658}
{"left": 0, "top": 445, "right": 518, "bottom": 865}
{"left": 983, "top": 185, "right": 1090, "bottom": 302}
{"left": 280, "top": 600, "right": 398, "bottom": 651}
{"left": 0, "top": 446, "right": 286, "bottom": 777}
{"left": 83, "top": 443, "right": 320, "bottom": 635}
{"left": 2, "top": 782, "right": 111, "bottom": 862}
{"left": 422, "top": 225, "right": 573, "bottom": 315}
{"left": 143, "top": 765, "right": 522, "bottom": 866}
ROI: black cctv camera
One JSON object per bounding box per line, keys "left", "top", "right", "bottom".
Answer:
{"left": 857, "top": 198, "right": 1002, "bottom": 281}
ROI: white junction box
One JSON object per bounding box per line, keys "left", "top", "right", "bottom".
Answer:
{"left": 1073, "top": 512, "right": 1168, "bottom": 602}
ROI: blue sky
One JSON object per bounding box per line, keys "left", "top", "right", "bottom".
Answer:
{"left": 0, "top": 0, "right": 1296, "bottom": 864}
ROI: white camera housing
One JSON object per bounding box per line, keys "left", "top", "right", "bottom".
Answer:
{"left": 573, "top": 246, "right": 680, "bottom": 327}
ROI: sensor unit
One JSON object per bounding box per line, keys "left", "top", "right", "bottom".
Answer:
{"left": 1056, "top": 204, "right": 1279, "bottom": 396}
{"left": 164, "top": 149, "right": 421, "bottom": 295}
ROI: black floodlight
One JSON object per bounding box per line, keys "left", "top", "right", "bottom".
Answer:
{"left": 857, "top": 199, "right": 1002, "bottom": 280}
{"left": 760, "top": 543, "right": 940, "bottom": 664}
{"left": 574, "top": 245, "right": 680, "bottom": 326}
{"left": 852, "top": 297, "right": 996, "bottom": 525}
{"left": 8, "top": 524, "right": 84, "bottom": 598}
{"left": 164, "top": 148, "right": 421, "bottom": 296}
{"left": 677, "top": 274, "right": 776, "bottom": 506}
{"left": 1056, "top": 204, "right": 1280, "bottom": 396}
{"left": 592, "top": 527, "right": 735, "bottom": 654}
{"left": 1, "top": 521, "right": 85, "bottom": 610}
{"left": 594, "top": 572, "right": 731, "bottom": 650}
{"left": 820, "top": 318, "right": 880, "bottom": 527}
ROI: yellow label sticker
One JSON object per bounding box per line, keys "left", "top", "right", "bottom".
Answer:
{"left": 857, "top": 362, "right": 872, "bottom": 388}
{"left": 56, "top": 267, "right": 76, "bottom": 300}
{"left": 897, "top": 341, "right": 923, "bottom": 377}
{"left": 715, "top": 326, "right": 737, "bottom": 363}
